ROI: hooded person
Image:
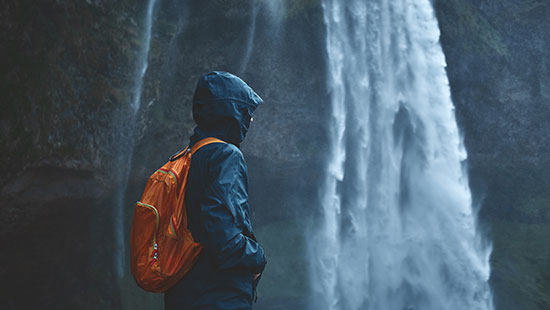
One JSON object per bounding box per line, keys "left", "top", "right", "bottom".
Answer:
{"left": 164, "top": 71, "right": 267, "bottom": 310}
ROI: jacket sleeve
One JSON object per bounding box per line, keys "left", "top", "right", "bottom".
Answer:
{"left": 198, "top": 146, "right": 267, "bottom": 274}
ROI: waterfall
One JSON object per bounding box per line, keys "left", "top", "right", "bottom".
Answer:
{"left": 239, "top": 4, "right": 258, "bottom": 75}
{"left": 113, "top": 0, "right": 157, "bottom": 279}
{"left": 239, "top": 1, "right": 284, "bottom": 75}
{"left": 130, "top": 0, "right": 157, "bottom": 114}
{"left": 309, "top": 0, "right": 494, "bottom": 309}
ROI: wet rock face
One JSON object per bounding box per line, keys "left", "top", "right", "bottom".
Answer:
{"left": 1, "top": 0, "right": 145, "bottom": 307}
{"left": 435, "top": 1, "right": 550, "bottom": 309}
{"left": 0, "top": 168, "right": 116, "bottom": 309}
{"left": 0, "top": 0, "right": 143, "bottom": 177}
{"left": 1, "top": 0, "right": 549, "bottom": 309}
{"left": 435, "top": 0, "right": 550, "bottom": 222}
{"left": 131, "top": 0, "right": 328, "bottom": 225}
{"left": 1, "top": 0, "right": 327, "bottom": 308}
{"left": 435, "top": 0, "right": 550, "bottom": 163}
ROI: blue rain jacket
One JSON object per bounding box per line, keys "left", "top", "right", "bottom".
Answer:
{"left": 164, "top": 72, "right": 267, "bottom": 310}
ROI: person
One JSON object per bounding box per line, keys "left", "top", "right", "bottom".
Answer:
{"left": 164, "top": 71, "right": 267, "bottom": 309}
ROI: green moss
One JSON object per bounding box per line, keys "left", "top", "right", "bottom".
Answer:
{"left": 437, "top": 0, "right": 508, "bottom": 56}
{"left": 502, "top": 0, "right": 550, "bottom": 23}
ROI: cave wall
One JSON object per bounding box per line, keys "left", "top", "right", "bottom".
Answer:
{"left": 435, "top": 0, "right": 550, "bottom": 309}
{"left": 1, "top": 0, "right": 326, "bottom": 308}
{"left": 1, "top": 0, "right": 146, "bottom": 308}
{"left": 1, "top": 0, "right": 549, "bottom": 309}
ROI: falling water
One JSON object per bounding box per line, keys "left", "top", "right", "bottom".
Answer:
{"left": 239, "top": 4, "right": 259, "bottom": 75}
{"left": 309, "top": 0, "right": 494, "bottom": 309}
{"left": 131, "top": 0, "right": 157, "bottom": 114}
{"left": 239, "top": 1, "right": 284, "bottom": 75}
{"left": 113, "top": 0, "right": 157, "bottom": 279}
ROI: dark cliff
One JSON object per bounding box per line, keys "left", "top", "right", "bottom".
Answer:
{"left": 1, "top": 1, "right": 144, "bottom": 308}
{"left": 435, "top": 1, "right": 550, "bottom": 309}
{"left": 1, "top": 0, "right": 548, "bottom": 309}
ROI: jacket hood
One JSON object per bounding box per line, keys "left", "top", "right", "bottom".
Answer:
{"left": 190, "top": 71, "right": 263, "bottom": 147}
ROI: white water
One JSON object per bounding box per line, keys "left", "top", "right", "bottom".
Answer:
{"left": 114, "top": 0, "right": 157, "bottom": 279}
{"left": 309, "top": 0, "right": 494, "bottom": 309}
{"left": 130, "top": 0, "right": 157, "bottom": 114}
{"left": 239, "top": 1, "right": 284, "bottom": 75}
{"left": 239, "top": 4, "right": 259, "bottom": 75}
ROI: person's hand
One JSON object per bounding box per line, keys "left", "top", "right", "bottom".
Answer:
{"left": 253, "top": 273, "right": 261, "bottom": 281}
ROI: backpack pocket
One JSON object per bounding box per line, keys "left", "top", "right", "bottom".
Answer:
{"left": 130, "top": 201, "right": 161, "bottom": 287}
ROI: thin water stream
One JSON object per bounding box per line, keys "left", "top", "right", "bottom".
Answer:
{"left": 114, "top": 0, "right": 157, "bottom": 280}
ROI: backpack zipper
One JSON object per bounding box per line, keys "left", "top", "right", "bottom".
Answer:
{"left": 136, "top": 201, "right": 160, "bottom": 262}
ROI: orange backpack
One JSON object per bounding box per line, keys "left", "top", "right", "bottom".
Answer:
{"left": 130, "top": 137, "right": 226, "bottom": 293}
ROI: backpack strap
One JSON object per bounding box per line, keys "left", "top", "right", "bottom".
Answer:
{"left": 190, "top": 137, "right": 226, "bottom": 156}
{"left": 174, "top": 137, "right": 227, "bottom": 232}
{"left": 169, "top": 137, "right": 226, "bottom": 161}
